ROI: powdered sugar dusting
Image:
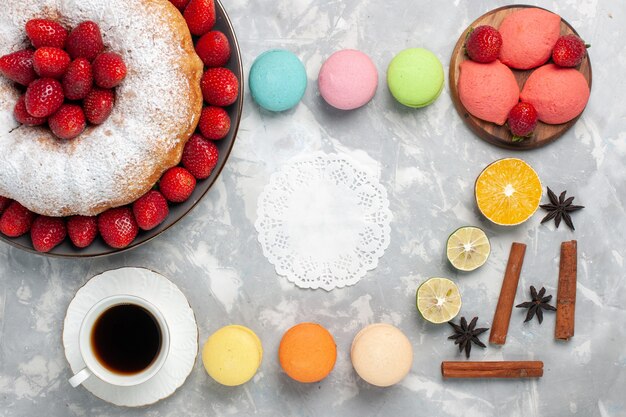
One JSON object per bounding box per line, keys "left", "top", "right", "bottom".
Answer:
{"left": 0, "top": 0, "right": 202, "bottom": 216}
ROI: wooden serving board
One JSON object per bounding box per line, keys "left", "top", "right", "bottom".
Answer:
{"left": 449, "top": 5, "right": 592, "bottom": 150}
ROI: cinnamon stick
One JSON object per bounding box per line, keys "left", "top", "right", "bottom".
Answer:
{"left": 442, "top": 361, "right": 543, "bottom": 378}
{"left": 555, "top": 240, "right": 577, "bottom": 340}
{"left": 489, "top": 242, "right": 526, "bottom": 345}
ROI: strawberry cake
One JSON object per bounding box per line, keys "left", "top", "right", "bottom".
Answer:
{"left": 498, "top": 8, "right": 561, "bottom": 70}
{"left": 0, "top": 0, "right": 203, "bottom": 217}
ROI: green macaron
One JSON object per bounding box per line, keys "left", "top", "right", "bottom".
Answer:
{"left": 387, "top": 48, "right": 444, "bottom": 108}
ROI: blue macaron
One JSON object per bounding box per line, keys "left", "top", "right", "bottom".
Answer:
{"left": 249, "top": 49, "right": 307, "bottom": 112}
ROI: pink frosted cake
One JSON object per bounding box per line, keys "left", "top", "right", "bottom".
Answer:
{"left": 498, "top": 8, "right": 561, "bottom": 70}
{"left": 520, "top": 63, "right": 590, "bottom": 124}
{"left": 458, "top": 60, "right": 519, "bottom": 125}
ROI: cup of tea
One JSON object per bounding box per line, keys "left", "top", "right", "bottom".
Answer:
{"left": 69, "top": 295, "right": 170, "bottom": 388}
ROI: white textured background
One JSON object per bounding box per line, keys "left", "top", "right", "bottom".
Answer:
{"left": 1, "top": 0, "right": 625, "bottom": 416}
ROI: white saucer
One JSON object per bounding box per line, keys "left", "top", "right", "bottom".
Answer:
{"left": 62, "top": 267, "right": 198, "bottom": 407}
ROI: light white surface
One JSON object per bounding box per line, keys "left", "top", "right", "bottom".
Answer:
{"left": 62, "top": 268, "right": 197, "bottom": 407}
{"left": 0, "top": 0, "right": 625, "bottom": 416}
{"left": 255, "top": 152, "right": 391, "bottom": 290}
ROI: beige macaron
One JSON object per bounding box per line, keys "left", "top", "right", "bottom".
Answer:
{"left": 350, "top": 323, "right": 413, "bottom": 387}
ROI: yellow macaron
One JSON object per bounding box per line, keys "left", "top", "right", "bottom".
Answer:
{"left": 202, "top": 325, "right": 263, "bottom": 386}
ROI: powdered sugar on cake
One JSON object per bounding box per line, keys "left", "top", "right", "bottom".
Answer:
{"left": 0, "top": 0, "right": 203, "bottom": 216}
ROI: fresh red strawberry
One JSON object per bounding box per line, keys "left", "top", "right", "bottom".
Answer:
{"left": 30, "top": 216, "right": 67, "bottom": 252}
{"left": 33, "top": 47, "right": 71, "bottom": 79}
{"left": 26, "top": 19, "right": 69, "bottom": 49}
{"left": 66, "top": 21, "right": 104, "bottom": 61}
{"left": 132, "top": 190, "right": 169, "bottom": 231}
{"left": 201, "top": 67, "right": 238, "bottom": 106}
{"left": 181, "top": 134, "right": 219, "bottom": 179}
{"left": 63, "top": 58, "right": 93, "bottom": 100}
{"left": 184, "top": 0, "right": 216, "bottom": 36}
{"left": 0, "top": 201, "right": 35, "bottom": 237}
{"left": 195, "top": 31, "right": 231, "bottom": 67}
{"left": 83, "top": 88, "right": 115, "bottom": 124}
{"left": 14, "top": 96, "right": 47, "bottom": 126}
{"left": 93, "top": 52, "right": 127, "bottom": 88}
{"left": 465, "top": 25, "right": 502, "bottom": 63}
{"left": 198, "top": 106, "right": 230, "bottom": 140}
{"left": 48, "top": 104, "right": 86, "bottom": 140}
{"left": 159, "top": 167, "right": 197, "bottom": 202}
{"left": 25, "top": 78, "right": 64, "bottom": 118}
{"left": 170, "top": 0, "right": 191, "bottom": 10}
{"left": 507, "top": 102, "right": 538, "bottom": 141}
{"left": 98, "top": 207, "right": 138, "bottom": 249}
{"left": 0, "top": 197, "right": 10, "bottom": 215}
{"left": 67, "top": 215, "right": 98, "bottom": 248}
{"left": 552, "top": 35, "right": 589, "bottom": 68}
{"left": 0, "top": 49, "right": 37, "bottom": 86}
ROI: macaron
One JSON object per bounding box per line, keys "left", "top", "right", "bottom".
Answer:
{"left": 387, "top": 48, "right": 444, "bottom": 108}
{"left": 351, "top": 323, "right": 413, "bottom": 387}
{"left": 249, "top": 49, "right": 307, "bottom": 112}
{"left": 278, "top": 322, "right": 337, "bottom": 383}
{"left": 318, "top": 49, "right": 378, "bottom": 110}
{"left": 202, "top": 325, "right": 263, "bottom": 386}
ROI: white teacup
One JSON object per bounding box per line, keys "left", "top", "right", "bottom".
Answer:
{"left": 69, "top": 295, "right": 170, "bottom": 388}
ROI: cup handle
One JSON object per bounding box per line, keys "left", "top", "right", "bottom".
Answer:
{"left": 69, "top": 367, "right": 92, "bottom": 388}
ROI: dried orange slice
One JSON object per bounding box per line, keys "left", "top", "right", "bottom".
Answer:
{"left": 475, "top": 158, "right": 542, "bottom": 226}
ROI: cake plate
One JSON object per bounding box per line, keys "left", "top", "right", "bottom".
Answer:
{"left": 0, "top": 0, "right": 243, "bottom": 257}
{"left": 449, "top": 5, "right": 592, "bottom": 150}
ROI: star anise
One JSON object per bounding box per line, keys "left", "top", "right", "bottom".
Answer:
{"left": 448, "top": 316, "right": 489, "bottom": 359}
{"left": 540, "top": 187, "right": 584, "bottom": 230}
{"left": 515, "top": 286, "right": 556, "bottom": 324}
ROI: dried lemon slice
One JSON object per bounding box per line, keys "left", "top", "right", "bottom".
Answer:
{"left": 416, "top": 278, "right": 462, "bottom": 324}
{"left": 446, "top": 226, "right": 491, "bottom": 271}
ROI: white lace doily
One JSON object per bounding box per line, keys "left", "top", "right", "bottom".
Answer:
{"left": 255, "top": 153, "right": 392, "bottom": 290}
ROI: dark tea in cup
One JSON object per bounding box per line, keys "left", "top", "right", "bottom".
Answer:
{"left": 91, "top": 304, "right": 162, "bottom": 375}
{"left": 69, "top": 294, "right": 170, "bottom": 388}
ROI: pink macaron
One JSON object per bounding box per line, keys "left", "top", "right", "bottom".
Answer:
{"left": 318, "top": 49, "right": 378, "bottom": 110}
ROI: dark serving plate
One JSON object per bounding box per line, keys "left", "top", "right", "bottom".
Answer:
{"left": 0, "top": 0, "right": 243, "bottom": 257}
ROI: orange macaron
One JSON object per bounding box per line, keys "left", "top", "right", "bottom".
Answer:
{"left": 278, "top": 322, "right": 337, "bottom": 383}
